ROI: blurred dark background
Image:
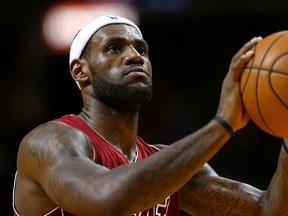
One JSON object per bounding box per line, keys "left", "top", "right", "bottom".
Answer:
{"left": 1, "top": 0, "right": 287, "bottom": 215}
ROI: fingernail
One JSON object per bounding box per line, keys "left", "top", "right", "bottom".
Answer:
{"left": 250, "top": 36, "right": 262, "bottom": 42}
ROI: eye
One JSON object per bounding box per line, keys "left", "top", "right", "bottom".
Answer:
{"left": 136, "top": 46, "right": 147, "bottom": 55}
{"left": 108, "top": 45, "right": 121, "bottom": 53}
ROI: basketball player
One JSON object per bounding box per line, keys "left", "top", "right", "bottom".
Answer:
{"left": 13, "top": 15, "right": 288, "bottom": 216}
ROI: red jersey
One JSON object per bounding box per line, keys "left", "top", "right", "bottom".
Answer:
{"left": 13, "top": 114, "right": 180, "bottom": 216}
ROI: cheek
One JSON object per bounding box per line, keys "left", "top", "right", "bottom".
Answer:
{"left": 146, "top": 61, "right": 153, "bottom": 76}
{"left": 92, "top": 60, "right": 121, "bottom": 81}
{"left": 92, "top": 55, "right": 114, "bottom": 73}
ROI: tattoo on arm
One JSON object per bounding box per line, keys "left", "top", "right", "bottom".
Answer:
{"left": 193, "top": 179, "right": 254, "bottom": 216}
{"left": 27, "top": 124, "right": 91, "bottom": 166}
{"left": 28, "top": 130, "right": 56, "bottom": 166}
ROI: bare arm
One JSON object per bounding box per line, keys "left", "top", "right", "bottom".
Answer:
{"left": 17, "top": 37, "right": 261, "bottom": 216}
{"left": 180, "top": 164, "right": 264, "bottom": 216}
{"left": 260, "top": 140, "right": 288, "bottom": 216}
{"left": 19, "top": 119, "right": 231, "bottom": 215}
{"left": 180, "top": 141, "right": 288, "bottom": 216}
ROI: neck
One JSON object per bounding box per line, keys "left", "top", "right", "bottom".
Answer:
{"left": 79, "top": 98, "right": 140, "bottom": 160}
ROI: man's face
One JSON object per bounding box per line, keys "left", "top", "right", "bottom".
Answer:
{"left": 87, "top": 24, "right": 153, "bottom": 108}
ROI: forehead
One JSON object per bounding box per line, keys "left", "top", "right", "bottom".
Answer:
{"left": 93, "top": 24, "right": 143, "bottom": 42}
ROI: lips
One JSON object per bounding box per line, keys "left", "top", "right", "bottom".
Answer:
{"left": 124, "top": 67, "right": 149, "bottom": 76}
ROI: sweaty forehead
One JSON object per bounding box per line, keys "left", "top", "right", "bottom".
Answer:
{"left": 93, "top": 24, "right": 143, "bottom": 42}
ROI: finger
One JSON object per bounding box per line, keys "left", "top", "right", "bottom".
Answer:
{"left": 233, "top": 36, "right": 262, "bottom": 60}
{"left": 230, "top": 37, "right": 262, "bottom": 80}
{"left": 236, "top": 49, "right": 254, "bottom": 71}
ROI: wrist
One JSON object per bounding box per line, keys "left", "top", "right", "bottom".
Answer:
{"left": 214, "top": 116, "right": 234, "bottom": 136}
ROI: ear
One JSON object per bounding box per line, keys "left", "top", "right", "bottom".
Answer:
{"left": 70, "top": 59, "right": 90, "bottom": 88}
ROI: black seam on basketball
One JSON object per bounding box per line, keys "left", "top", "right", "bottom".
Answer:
{"left": 241, "top": 46, "right": 256, "bottom": 95}
{"left": 243, "top": 66, "right": 288, "bottom": 74}
{"left": 256, "top": 32, "right": 288, "bottom": 135}
{"left": 269, "top": 51, "right": 288, "bottom": 110}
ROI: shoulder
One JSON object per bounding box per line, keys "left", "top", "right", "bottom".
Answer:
{"left": 17, "top": 120, "right": 94, "bottom": 180}
{"left": 20, "top": 120, "right": 93, "bottom": 154}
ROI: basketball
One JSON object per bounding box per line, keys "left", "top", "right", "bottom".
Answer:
{"left": 240, "top": 31, "right": 288, "bottom": 137}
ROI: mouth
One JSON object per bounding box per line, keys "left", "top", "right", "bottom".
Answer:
{"left": 124, "top": 67, "right": 149, "bottom": 77}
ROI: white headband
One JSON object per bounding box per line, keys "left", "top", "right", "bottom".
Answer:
{"left": 69, "top": 15, "right": 142, "bottom": 65}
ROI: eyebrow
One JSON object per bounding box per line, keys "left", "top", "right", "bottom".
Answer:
{"left": 101, "top": 37, "right": 149, "bottom": 47}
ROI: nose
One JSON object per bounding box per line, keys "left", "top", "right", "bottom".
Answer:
{"left": 123, "top": 46, "right": 144, "bottom": 65}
